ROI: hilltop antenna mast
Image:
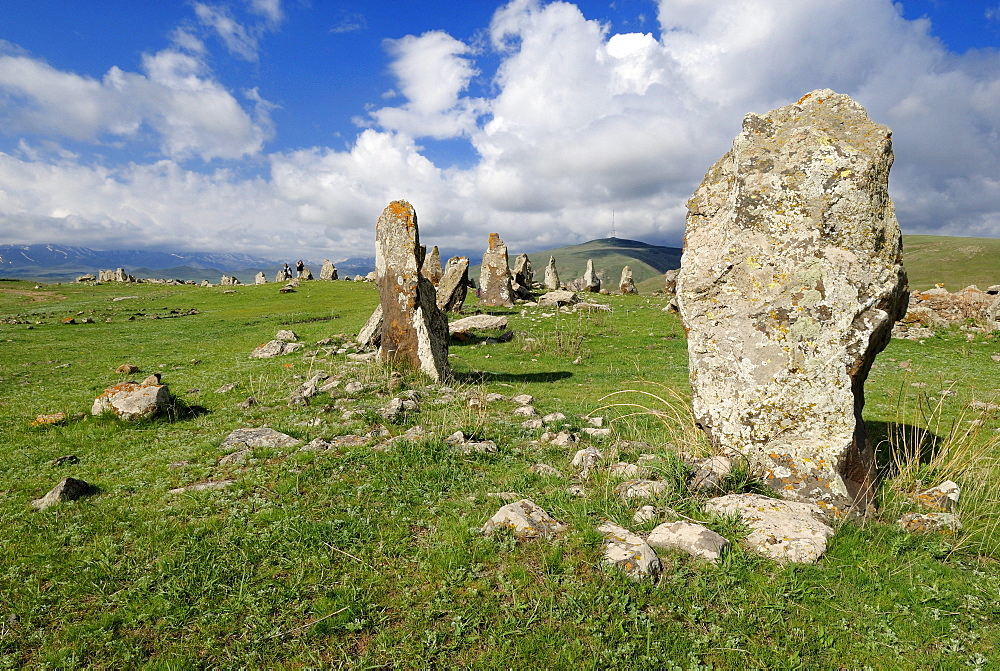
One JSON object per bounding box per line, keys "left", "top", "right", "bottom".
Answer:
{"left": 611, "top": 209, "right": 617, "bottom": 238}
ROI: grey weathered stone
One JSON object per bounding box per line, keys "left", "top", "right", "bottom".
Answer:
{"left": 606, "top": 462, "right": 650, "bottom": 479}
{"left": 530, "top": 463, "right": 563, "bottom": 478}
{"left": 913, "top": 480, "right": 960, "bottom": 512}
{"left": 375, "top": 201, "right": 450, "bottom": 381}
{"left": 220, "top": 274, "right": 239, "bottom": 286}
{"left": 544, "top": 255, "right": 560, "bottom": 291}
{"left": 582, "top": 259, "right": 600, "bottom": 293}
{"left": 512, "top": 253, "right": 533, "bottom": 299}
{"left": 31, "top": 477, "right": 97, "bottom": 510}
{"left": 663, "top": 269, "right": 679, "bottom": 295}
{"left": 898, "top": 512, "right": 962, "bottom": 533}
{"left": 254, "top": 271, "right": 267, "bottom": 284}
{"left": 274, "top": 266, "right": 293, "bottom": 283}
{"left": 482, "top": 499, "right": 567, "bottom": 539}
{"left": 705, "top": 493, "right": 834, "bottom": 564}
{"left": 537, "top": 290, "right": 579, "bottom": 307}
{"left": 597, "top": 522, "right": 661, "bottom": 581}
{"left": 436, "top": 256, "right": 470, "bottom": 313}
{"left": 275, "top": 329, "right": 298, "bottom": 342}
{"left": 421, "top": 245, "right": 443, "bottom": 286}
{"left": 479, "top": 233, "right": 514, "bottom": 307}
{"left": 168, "top": 480, "right": 233, "bottom": 495}
{"left": 92, "top": 381, "right": 170, "bottom": 420}
{"left": 688, "top": 455, "right": 733, "bottom": 493}
{"left": 676, "top": 89, "right": 908, "bottom": 514}
{"left": 647, "top": 521, "right": 730, "bottom": 562}
{"left": 320, "top": 260, "right": 338, "bottom": 281}
{"left": 619, "top": 266, "right": 636, "bottom": 294}
{"left": 448, "top": 314, "right": 508, "bottom": 335}
{"left": 249, "top": 340, "right": 304, "bottom": 358}
{"left": 615, "top": 479, "right": 671, "bottom": 500}
{"left": 571, "top": 446, "right": 604, "bottom": 477}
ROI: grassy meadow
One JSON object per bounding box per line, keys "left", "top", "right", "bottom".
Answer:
{"left": 1, "top": 277, "right": 999, "bottom": 668}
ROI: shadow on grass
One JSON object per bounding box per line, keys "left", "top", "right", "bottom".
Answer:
{"left": 168, "top": 397, "right": 210, "bottom": 421}
{"left": 867, "top": 419, "right": 943, "bottom": 477}
{"left": 453, "top": 370, "right": 573, "bottom": 384}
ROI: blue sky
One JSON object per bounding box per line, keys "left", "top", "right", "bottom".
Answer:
{"left": 1, "top": 0, "right": 999, "bottom": 263}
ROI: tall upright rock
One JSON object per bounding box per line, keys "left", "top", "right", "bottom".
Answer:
{"left": 422, "top": 245, "right": 443, "bottom": 286}
{"left": 320, "top": 260, "right": 338, "bottom": 280}
{"left": 437, "top": 256, "right": 469, "bottom": 313}
{"left": 374, "top": 201, "right": 450, "bottom": 381}
{"left": 582, "top": 259, "right": 601, "bottom": 293}
{"left": 479, "top": 233, "right": 514, "bottom": 307}
{"left": 619, "top": 266, "right": 636, "bottom": 294}
{"left": 512, "top": 253, "right": 533, "bottom": 299}
{"left": 676, "top": 90, "right": 907, "bottom": 515}
{"left": 544, "top": 256, "right": 560, "bottom": 290}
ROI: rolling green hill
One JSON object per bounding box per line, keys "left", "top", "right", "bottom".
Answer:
{"left": 902, "top": 235, "right": 1000, "bottom": 292}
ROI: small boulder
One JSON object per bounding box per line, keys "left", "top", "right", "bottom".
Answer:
{"left": 220, "top": 427, "right": 301, "bottom": 451}
{"left": 482, "top": 499, "right": 567, "bottom": 539}
{"left": 615, "top": 479, "right": 671, "bottom": 499}
{"left": 92, "top": 381, "right": 170, "bottom": 420}
{"left": 898, "top": 512, "right": 962, "bottom": 533}
{"left": 913, "top": 480, "right": 960, "bottom": 512}
{"left": 32, "top": 477, "right": 97, "bottom": 510}
{"left": 597, "top": 522, "right": 660, "bottom": 581}
{"left": 647, "top": 521, "right": 730, "bottom": 562}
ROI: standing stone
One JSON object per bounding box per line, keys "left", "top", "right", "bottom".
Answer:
{"left": 582, "top": 259, "right": 600, "bottom": 293}
{"left": 254, "top": 272, "right": 266, "bottom": 284}
{"left": 479, "top": 233, "right": 515, "bottom": 307}
{"left": 374, "top": 200, "right": 450, "bottom": 381}
{"left": 422, "top": 245, "right": 443, "bottom": 286}
{"left": 511, "top": 253, "right": 533, "bottom": 300}
{"left": 544, "top": 255, "right": 560, "bottom": 290}
{"left": 676, "top": 89, "right": 908, "bottom": 514}
{"left": 436, "top": 256, "right": 469, "bottom": 312}
{"left": 300, "top": 266, "right": 314, "bottom": 280}
{"left": 320, "top": 260, "right": 338, "bottom": 281}
{"left": 619, "top": 266, "right": 636, "bottom": 294}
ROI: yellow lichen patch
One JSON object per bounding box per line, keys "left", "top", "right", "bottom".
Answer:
{"left": 31, "top": 412, "right": 67, "bottom": 427}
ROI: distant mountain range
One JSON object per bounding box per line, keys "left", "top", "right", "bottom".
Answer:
{"left": 0, "top": 244, "right": 378, "bottom": 283}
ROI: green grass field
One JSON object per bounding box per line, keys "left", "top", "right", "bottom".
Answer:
{"left": 1, "top": 278, "right": 998, "bottom": 668}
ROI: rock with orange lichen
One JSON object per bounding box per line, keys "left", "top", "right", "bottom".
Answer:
{"left": 597, "top": 521, "right": 661, "bottom": 580}
{"left": 92, "top": 380, "right": 170, "bottom": 420}
{"left": 677, "top": 89, "right": 908, "bottom": 515}
{"left": 374, "top": 200, "right": 450, "bottom": 381}
{"left": 479, "top": 233, "right": 515, "bottom": 307}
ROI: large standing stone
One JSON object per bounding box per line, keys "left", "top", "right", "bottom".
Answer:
{"left": 436, "top": 256, "right": 469, "bottom": 312}
{"left": 582, "top": 259, "right": 600, "bottom": 293}
{"left": 676, "top": 89, "right": 908, "bottom": 514}
{"left": 422, "top": 245, "right": 443, "bottom": 286}
{"left": 254, "top": 272, "right": 267, "bottom": 284}
{"left": 544, "top": 256, "right": 560, "bottom": 290}
{"left": 320, "top": 260, "right": 338, "bottom": 281}
{"left": 619, "top": 266, "right": 636, "bottom": 294}
{"left": 479, "top": 233, "right": 514, "bottom": 307}
{"left": 374, "top": 201, "right": 450, "bottom": 381}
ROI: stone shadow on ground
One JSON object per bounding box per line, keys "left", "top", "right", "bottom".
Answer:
{"left": 453, "top": 370, "right": 573, "bottom": 384}
{"left": 867, "top": 420, "right": 944, "bottom": 478}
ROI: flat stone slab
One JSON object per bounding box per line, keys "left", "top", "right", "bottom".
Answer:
{"left": 449, "top": 314, "right": 508, "bottom": 334}
{"left": 704, "top": 493, "right": 834, "bottom": 564}
{"left": 647, "top": 521, "right": 730, "bottom": 562}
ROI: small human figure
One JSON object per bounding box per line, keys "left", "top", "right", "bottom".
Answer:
{"left": 281, "top": 262, "right": 292, "bottom": 280}
{"left": 295, "top": 260, "right": 304, "bottom": 278}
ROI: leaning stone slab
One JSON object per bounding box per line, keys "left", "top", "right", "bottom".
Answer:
{"left": 221, "top": 427, "right": 302, "bottom": 451}
{"left": 597, "top": 522, "right": 661, "bottom": 581}
{"left": 32, "top": 477, "right": 97, "bottom": 510}
{"left": 479, "top": 233, "right": 514, "bottom": 307}
{"left": 647, "top": 521, "right": 730, "bottom": 562}
{"left": 92, "top": 381, "right": 170, "bottom": 420}
{"left": 676, "top": 89, "right": 908, "bottom": 513}
{"left": 482, "top": 499, "right": 567, "bottom": 539}
{"left": 704, "top": 493, "right": 834, "bottom": 564}
{"left": 357, "top": 304, "right": 383, "bottom": 351}
{"left": 375, "top": 201, "right": 450, "bottom": 381}
{"left": 436, "top": 256, "right": 469, "bottom": 312}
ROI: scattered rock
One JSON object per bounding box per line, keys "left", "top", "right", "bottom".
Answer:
{"left": 92, "top": 380, "right": 170, "bottom": 420}
{"left": 529, "top": 463, "right": 564, "bottom": 478}
{"left": 482, "top": 499, "right": 567, "bottom": 539}
{"left": 542, "top": 412, "right": 566, "bottom": 424}
{"left": 606, "top": 462, "right": 649, "bottom": 479}
{"left": 597, "top": 522, "right": 660, "bottom": 581}
{"left": 511, "top": 393, "right": 534, "bottom": 405}
{"left": 898, "top": 512, "right": 962, "bottom": 533}
{"left": 249, "top": 340, "right": 305, "bottom": 358}
{"left": 215, "top": 382, "right": 237, "bottom": 393}
{"left": 512, "top": 405, "right": 537, "bottom": 417}
{"left": 31, "top": 477, "right": 97, "bottom": 510}
{"left": 571, "top": 447, "right": 604, "bottom": 476}
{"left": 50, "top": 455, "right": 79, "bottom": 467}
{"left": 449, "top": 314, "right": 508, "bottom": 335}
{"left": 647, "top": 521, "right": 730, "bottom": 562}
{"left": 704, "top": 493, "right": 834, "bottom": 564}
{"left": 537, "top": 290, "right": 578, "bottom": 308}
{"left": 521, "top": 418, "right": 544, "bottom": 429}
{"left": 688, "top": 455, "right": 733, "bottom": 493}
{"left": 31, "top": 412, "right": 67, "bottom": 427}
{"left": 913, "top": 480, "right": 960, "bottom": 512}
{"left": 237, "top": 396, "right": 258, "bottom": 409}
{"left": 115, "top": 363, "right": 140, "bottom": 374}
{"left": 615, "top": 479, "right": 671, "bottom": 499}
{"left": 632, "top": 505, "right": 664, "bottom": 524}
{"left": 168, "top": 480, "right": 234, "bottom": 495}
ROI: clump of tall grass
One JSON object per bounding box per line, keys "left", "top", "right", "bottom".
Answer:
{"left": 879, "top": 382, "right": 1000, "bottom": 557}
